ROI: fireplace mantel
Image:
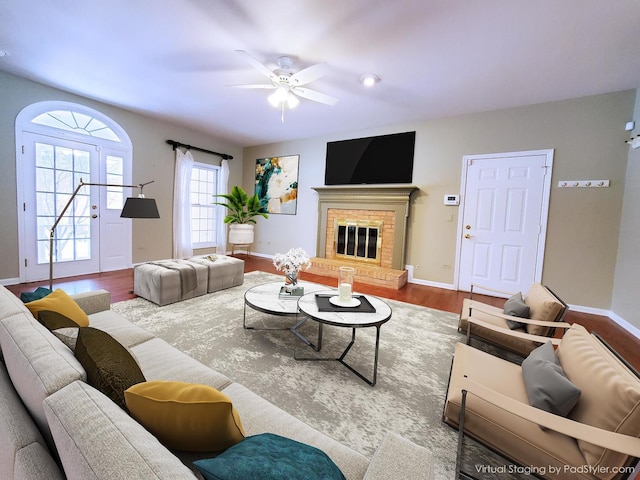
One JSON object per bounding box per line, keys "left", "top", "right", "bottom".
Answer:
{"left": 312, "top": 185, "right": 418, "bottom": 270}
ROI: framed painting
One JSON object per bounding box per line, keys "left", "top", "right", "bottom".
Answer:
{"left": 255, "top": 155, "right": 299, "bottom": 215}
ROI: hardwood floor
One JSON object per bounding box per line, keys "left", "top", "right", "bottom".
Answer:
{"left": 6, "top": 255, "right": 639, "bottom": 371}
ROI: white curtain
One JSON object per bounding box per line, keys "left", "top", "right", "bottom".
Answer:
{"left": 173, "top": 149, "right": 194, "bottom": 259}
{"left": 216, "top": 159, "right": 230, "bottom": 254}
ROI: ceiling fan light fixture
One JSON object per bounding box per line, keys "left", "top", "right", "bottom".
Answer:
{"left": 286, "top": 93, "right": 299, "bottom": 109}
{"left": 268, "top": 86, "right": 289, "bottom": 107}
{"left": 361, "top": 74, "right": 380, "bottom": 87}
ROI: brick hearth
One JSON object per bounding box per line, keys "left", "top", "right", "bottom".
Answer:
{"left": 309, "top": 258, "right": 408, "bottom": 290}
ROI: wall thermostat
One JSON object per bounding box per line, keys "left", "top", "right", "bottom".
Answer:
{"left": 444, "top": 194, "right": 459, "bottom": 206}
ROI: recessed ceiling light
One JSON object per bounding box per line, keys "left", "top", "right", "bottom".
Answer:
{"left": 360, "top": 74, "right": 380, "bottom": 87}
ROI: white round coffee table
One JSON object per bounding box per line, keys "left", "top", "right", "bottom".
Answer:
{"left": 243, "top": 281, "right": 327, "bottom": 329}
{"left": 292, "top": 291, "right": 392, "bottom": 386}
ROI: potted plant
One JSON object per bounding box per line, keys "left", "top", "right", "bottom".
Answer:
{"left": 215, "top": 185, "right": 269, "bottom": 245}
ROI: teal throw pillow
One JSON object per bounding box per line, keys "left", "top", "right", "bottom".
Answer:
{"left": 193, "top": 433, "right": 346, "bottom": 480}
{"left": 20, "top": 287, "right": 53, "bottom": 303}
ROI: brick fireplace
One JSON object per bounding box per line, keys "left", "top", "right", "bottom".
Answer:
{"left": 310, "top": 185, "right": 418, "bottom": 289}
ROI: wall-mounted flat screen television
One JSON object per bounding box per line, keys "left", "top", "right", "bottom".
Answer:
{"left": 324, "top": 131, "right": 415, "bottom": 185}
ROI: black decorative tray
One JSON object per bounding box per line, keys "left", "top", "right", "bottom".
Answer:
{"left": 314, "top": 294, "right": 376, "bottom": 313}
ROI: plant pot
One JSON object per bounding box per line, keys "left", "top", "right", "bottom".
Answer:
{"left": 228, "top": 224, "right": 255, "bottom": 245}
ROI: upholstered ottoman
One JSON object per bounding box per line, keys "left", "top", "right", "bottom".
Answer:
{"left": 188, "top": 255, "right": 244, "bottom": 293}
{"left": 134, "top": 259, "right": 208, "bottom": 306}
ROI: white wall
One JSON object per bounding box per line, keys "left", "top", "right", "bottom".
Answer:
{"left": 244, "top": 91, "right": 636, "bottom": 319}
{"left": 612, "top": 88, "right": 640, "bottom": 329}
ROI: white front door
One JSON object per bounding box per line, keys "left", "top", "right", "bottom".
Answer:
{"left": 20, "top": 133, "right": 132, "bottom": 282}
{"left": 457, "top": 150, "right": 553, "bottom": 294}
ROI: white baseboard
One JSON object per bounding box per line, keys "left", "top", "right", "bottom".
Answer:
{"left": 608, "top": 311, "right": 640, "bottom": 341}
{"left": 405, "top": 265, "right": 456, "bottom": 290}
{"left": 0, "top": 277, "right": 20, "bottom": 286}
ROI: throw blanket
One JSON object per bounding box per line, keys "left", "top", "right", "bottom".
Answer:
{"left": 148, "top": 260, "right": 198, "bottom": 296}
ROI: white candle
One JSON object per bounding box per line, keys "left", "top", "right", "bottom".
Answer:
{"left": 338, "top": 283, "right": 352, "bottom": 302}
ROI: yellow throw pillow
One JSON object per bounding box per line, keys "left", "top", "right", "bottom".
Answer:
{"left": 125, "top": 380, "right": 245, "bottom": 452}
{"left": 25, "top": 289, "right": 89, "bottom": 327}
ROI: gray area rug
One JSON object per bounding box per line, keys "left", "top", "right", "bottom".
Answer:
{"left": 112, "top": 271, "right": 518, "bottom": 479}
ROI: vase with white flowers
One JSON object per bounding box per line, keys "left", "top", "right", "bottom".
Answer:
{"left": 273, "top": 247, "right": 311, "bottom": 289}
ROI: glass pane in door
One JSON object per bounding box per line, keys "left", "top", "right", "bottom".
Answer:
{"left": 35, "top": 142, "right": 92, "bottom": 264}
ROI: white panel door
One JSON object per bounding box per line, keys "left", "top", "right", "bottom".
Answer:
{"left": 22, "top": 133, "right": 100, "bottom": 281}
{"left": 458, "top": 150, "right": 552, "bottom": 294}
{"left": 20, "top": 134, "right": 132, "bottom": 281}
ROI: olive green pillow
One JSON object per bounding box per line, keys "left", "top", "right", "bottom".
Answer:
{"left": 74, "top": 327, "right": 145, "bottom": 411}
{"left": 38, "top": 310, "right": 81, "bottom": 330}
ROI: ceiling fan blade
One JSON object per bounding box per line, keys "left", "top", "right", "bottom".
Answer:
{"left": 235, "top": 50, "right": 277, "bottom": 81}
{"left": 229, "top": 84, "right": 277, "bottom": 89}
{"left": 292, "top": 87, "right": 339, "bottom": 106}
{"left": 289, "top": 62, "right": 329, "bottom": 86}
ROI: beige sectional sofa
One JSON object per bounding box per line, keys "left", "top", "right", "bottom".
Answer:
{"left": 0, "top": 284, "right": 432, "bottom": 480}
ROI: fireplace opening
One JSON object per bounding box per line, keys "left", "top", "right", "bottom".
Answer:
{"left": 334, "top": 219, "right": 383, "bottom": 265}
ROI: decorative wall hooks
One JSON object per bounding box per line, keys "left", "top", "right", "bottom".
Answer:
{"left": 558, "top": 180, "right": 610, "bottom": 188}
{"left": 626, "top": 134, "right": 640, "bottom": 149}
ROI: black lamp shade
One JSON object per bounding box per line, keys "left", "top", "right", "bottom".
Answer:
{"left": 120, "top": 197, "right": 160, "bottom": 218}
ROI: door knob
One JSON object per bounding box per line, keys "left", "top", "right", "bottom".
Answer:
{"left": 464, "top": 233, "right": 472, "bottom": 239}
{"left": 92, "top": 214, "right": 98, "bottom": 219}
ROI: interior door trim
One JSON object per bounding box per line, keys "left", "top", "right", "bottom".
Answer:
{"left": 454, "top": 148, "right": 554, "bottom": 291}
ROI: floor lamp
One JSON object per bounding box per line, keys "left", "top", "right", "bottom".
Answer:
{"left": 48, "top": 178, "right": 160, "bottom": 290}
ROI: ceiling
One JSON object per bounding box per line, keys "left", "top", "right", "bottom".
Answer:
{"left": 1, "top": 0, "right": 639, "bottom": 147}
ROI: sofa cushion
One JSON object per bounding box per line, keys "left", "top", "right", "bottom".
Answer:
{"left": 43, "top": 381, "right": 197, "bottom": 480}
{"left": 193, "top": 433, "right": 345, "bottom": 480}
{"left": 521, "top": 341, "right": 580, "bottom": 418}
{"left": 503, "top": 292, "right": 529, "bottom": 330}
{"left": 52, "top": 327, "right": 79, "bottom": 351}
{"left": 556, "top": 324, "right": 640, "bottom": 472}
{"left": 130, "top": 338, "right": 232, "bottom": 391}
{"left": 363, "top": 432, "right": 433, "bottom": 480}
{"left": 0, "top": 361, "right": 62, "bottom": 480}
{"left": 0, "top": 312, "right": 86, "bottom": 449}
{"left": 25, "top": 289, "right": 89, "bottom": 327}
{"left": 125, "top": 380, "right": 245, "bottom": 452}
{"left": 74, "top": 327, "right": 145, "bottom": 411}
{"left": 524, "top": 284, "right": 564, "bottom": 336}
{"left": 14, "top": 442, "right": 65, "bottom": 480}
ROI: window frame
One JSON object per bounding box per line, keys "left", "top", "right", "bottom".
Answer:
{"left": 190, "top": 161, "right": 220, "bottom": 249}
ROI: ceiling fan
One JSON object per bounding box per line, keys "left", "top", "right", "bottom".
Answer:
{"left": 231, "top": 50, "right": 338, "bottom": 122}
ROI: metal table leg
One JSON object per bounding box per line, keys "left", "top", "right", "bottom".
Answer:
{"left": 290, "top": 315, "right": 323, "bottom": 351}
{"left": 294, "top": 325, "right": 382, "bottom": 386}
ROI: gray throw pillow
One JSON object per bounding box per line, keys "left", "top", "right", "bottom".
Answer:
{"left": 521, "top": 341, "right": 581, "bottom": 421}
{"left": 503, "top": 292, "right": 530, "bottom": 330}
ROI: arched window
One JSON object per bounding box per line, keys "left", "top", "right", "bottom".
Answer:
{"left": 31, "top": 109, "right": 121, "bottom": 141}
{"left": 15, "top": 101, "right": 133, "bottom": 283}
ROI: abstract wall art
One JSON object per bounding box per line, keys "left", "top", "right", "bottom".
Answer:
{"left": 255, "top": 155, "right": 299, "bottom": 215}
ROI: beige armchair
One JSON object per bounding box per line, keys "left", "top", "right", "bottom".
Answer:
{"left": 443, "top": 324, "right": 640, "bottom": 479}
{"left": 458, "top": 283, "right": 569, "bottom": 357}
